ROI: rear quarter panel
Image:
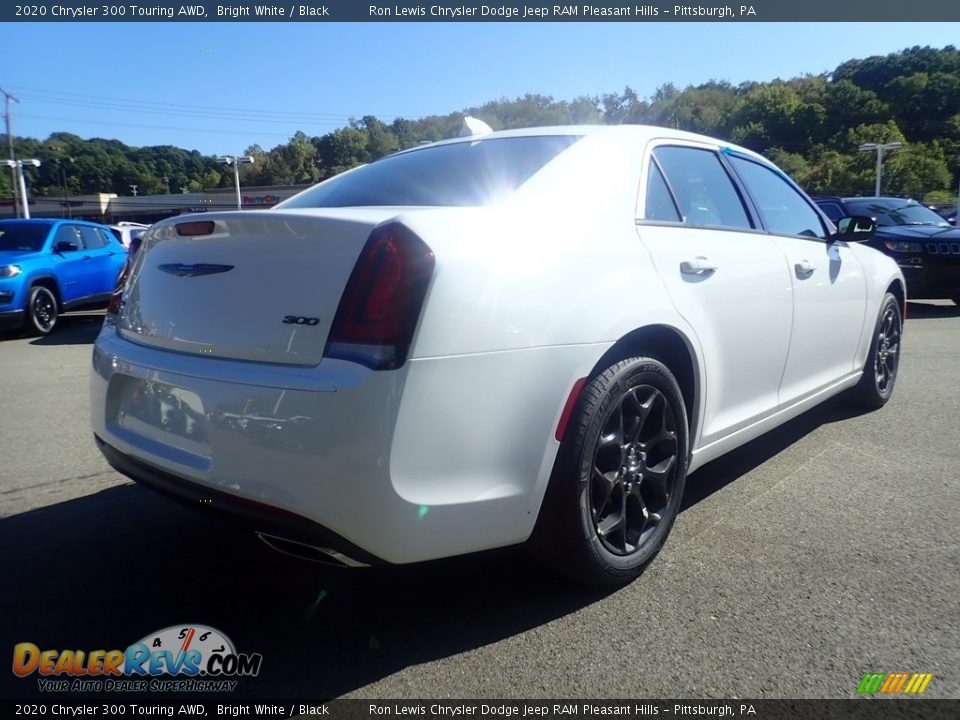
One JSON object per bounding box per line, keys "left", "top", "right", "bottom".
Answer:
{"left": 384, "top": 133, "right": 707, "bottom": 551}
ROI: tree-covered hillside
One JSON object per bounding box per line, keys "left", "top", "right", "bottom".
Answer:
{"left": 3, "top": 45, "right": 958, "bottom": 203}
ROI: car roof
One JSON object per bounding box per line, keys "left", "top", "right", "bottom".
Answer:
{"left": 840, "top": 196, "right": 911, "bottom": 203}
{"left": 0, "top": 218, "right": 57, "bottom": 225}
{"left": 394, "top": 124, "right": 773, "bottom": 165}
{"left": 0, "top": 217, "right": 106, "bottom": 227}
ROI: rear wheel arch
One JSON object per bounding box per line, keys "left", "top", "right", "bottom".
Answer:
{"left": 589, "top": 325, "right": 700, "bottom": 447}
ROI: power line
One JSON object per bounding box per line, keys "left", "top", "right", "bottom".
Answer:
{"left": 5, "top": 83, "right": 415, "bottom": 122}
{"left": 17, "top": 113, "right": 317, "bottom": 138}
{"left": 21, "top": 95, "right": 360, "bottom": 125}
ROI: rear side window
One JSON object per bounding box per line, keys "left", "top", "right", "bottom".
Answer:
{"left": 280, "top": 135, "right": 582, "bottom": 208}
{"left": 728, "top": 156, "right": 826, "bottom": 239}
{"left": 79, "top": 226, "right": 106, "bottom": 249}
{"left": 652, "top": 146, "right": 751, "bottom": 230}
{"left": 98, "top": 228, "right": 119, "bottom": 247}
{"left": 644, "top": 162, "right": 682, "bottom": 222}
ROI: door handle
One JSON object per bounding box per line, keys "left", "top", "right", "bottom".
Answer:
{"left": 81, "top": 255, "right": 92, "bottom": 261}
{"left": 680, "top": 257, "right": 717, "bottom": 276}
{"left": 795, "top": 260, "right": 816, "bottom": 278}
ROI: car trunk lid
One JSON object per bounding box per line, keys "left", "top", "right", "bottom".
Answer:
{"left": 118, "top": 209, "right": 402, "bottom": 366}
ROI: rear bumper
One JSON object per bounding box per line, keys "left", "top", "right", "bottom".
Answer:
{"left": 91, "top": 326, "right": 604, "bottom": 564}
{"left": 95, "top": 434, "right": 384, "bottom": 566}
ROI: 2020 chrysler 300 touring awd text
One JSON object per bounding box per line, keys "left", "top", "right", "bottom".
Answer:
{"left": 91, "top": 125, "right": 904, "bottom": 586}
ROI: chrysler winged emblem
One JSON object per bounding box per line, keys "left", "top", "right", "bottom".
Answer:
{"left": 158, "top": 263, "right": 234, "bottom": 277}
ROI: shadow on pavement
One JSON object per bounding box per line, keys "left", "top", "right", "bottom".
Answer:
{"left": 0, "top": 483, "right": 606, "bottom": 699}
{"left": 0, "top": 394, "right": 867, "bottom": 699}
{"left": 28, "top": 312, "right": 104, "bottom": 346}
{"left": 906, "top": 300, "right": 960, "bottom": 319}
{"left": 681, "top": 394, "right": 868, "bottom": 511}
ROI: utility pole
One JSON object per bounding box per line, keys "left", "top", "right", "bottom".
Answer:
{"left": 955, "top": 156, "right": 960, "bottom": 222}
{"left": 1, "top": 86, "right": 20, "bottom": 217}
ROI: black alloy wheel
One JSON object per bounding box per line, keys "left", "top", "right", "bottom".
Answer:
{"left": 26, "top": 286, "right": 58, "bottom": 336}
{"left": 874, "top": 302, "right": 900, "bottom": 397}
{"left": 530, "top": 356, "right": 688, "bottom": 587}
{"left": 852, "top": 292, "right": 902, "bottom": 409}
{"left": 590, "top": 384, "right": 679, "bottom": 557}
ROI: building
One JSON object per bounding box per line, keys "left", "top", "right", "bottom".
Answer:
{"left": 0, "top": 185, "right": 302, "bottom": 223}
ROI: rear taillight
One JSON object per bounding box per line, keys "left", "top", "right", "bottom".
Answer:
{"left": 106, "top": 238, "right": 142, "bottom": 321}
{"left": 324, "top": 223, "right": 434, "bottom": 370}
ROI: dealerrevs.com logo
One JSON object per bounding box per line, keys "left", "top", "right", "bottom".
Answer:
{"left": 12, "top": 624, "right": 263, "bottom": 693}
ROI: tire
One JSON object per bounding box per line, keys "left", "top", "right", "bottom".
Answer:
{"left": 851, "top": 293, "right": 902, "bottom": 410}
{"left": 25, "top": 285, "right": 58, "bottom": 336}
{"left": 531, "top": 357, "right": 689, "bottom": 588}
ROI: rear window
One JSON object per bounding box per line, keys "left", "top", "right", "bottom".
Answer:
{"left": 0, "top": 222, "right": 52, "bottom": 252}
{"left": 280, "top": 135, "right": 581, "bottom": 208}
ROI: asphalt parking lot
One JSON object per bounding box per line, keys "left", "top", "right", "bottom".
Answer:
{"left": 1, "top": 305, "right": 958, "bottom": 700}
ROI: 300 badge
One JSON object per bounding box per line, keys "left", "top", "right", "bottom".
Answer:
{"left": 282, "top": 315, "right": 320, "bottom": 326}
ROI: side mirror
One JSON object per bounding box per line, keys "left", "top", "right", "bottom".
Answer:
{"left": 54, "top": 240, "right": 79, "bottom": 253}
{"left": 833, "top": 215, "right": 875, "bottom": 243}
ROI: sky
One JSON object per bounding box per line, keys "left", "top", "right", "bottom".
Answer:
{"left": 2, "top": 22, "right": 958, "bottom": 156}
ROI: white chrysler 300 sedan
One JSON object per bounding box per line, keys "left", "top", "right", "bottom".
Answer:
{"left": 91, "top": 125, "right": 904, "bottom": 586}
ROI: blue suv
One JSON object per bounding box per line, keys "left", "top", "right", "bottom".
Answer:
{"left": 0, "top": 218, "right": 127, "bottom": 335}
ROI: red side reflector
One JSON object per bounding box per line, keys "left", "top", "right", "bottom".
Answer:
{"left": 555, "top": 377, "right": 588, "bottom": 442}
{"left": 176, "top": 220, "right": 215, "bottom": 236}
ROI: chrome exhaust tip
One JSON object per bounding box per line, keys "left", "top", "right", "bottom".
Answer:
{"left": 255, "top": 531, "right": 369, "bottom": 568}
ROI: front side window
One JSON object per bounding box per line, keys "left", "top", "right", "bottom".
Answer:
{"left": 280, "top": 135, "right": 581, "bottom": 208}
{"left": 729, "top": 156, "right": 826, "bottom": 239}
{"left": 54, "top": 225, "right": 82, "bottom": 250}
{"left": 652, "top": 146, "right": 752, "bottom": 230}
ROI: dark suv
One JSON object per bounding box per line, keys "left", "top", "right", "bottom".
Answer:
{"left": 815, "top": 197, "right": 960, "bottom": 303}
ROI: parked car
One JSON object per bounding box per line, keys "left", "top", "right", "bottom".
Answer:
{"left": 0, "top": 218, "right": 127, "bottom": 335}
{"left": 91, "top": 125, "right": 904, "bottom": 586}
{"left": 108, "top": 221, "right": 149, "bottom": 248}
{"left": 815, "top": 196, "right": 960, "bottom": 303}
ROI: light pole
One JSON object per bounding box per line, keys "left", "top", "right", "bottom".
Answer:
{"left": 859, "top": 142, "right": 903, "bottom": 196}
{"left": 1, "top": 158, "right": 40, "bottom": 218}
{"left": 216, "top": 155, "right": 254, "bottom": 210}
